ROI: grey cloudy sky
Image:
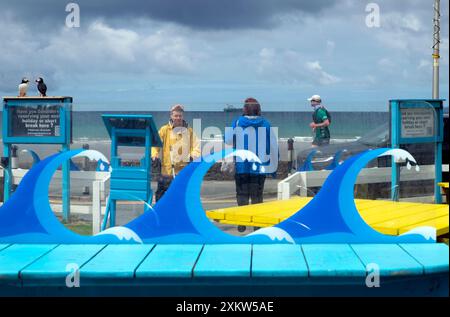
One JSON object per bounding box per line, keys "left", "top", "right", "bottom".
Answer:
{"left": 0, "top": 0, "right": 448, "bottom": 111}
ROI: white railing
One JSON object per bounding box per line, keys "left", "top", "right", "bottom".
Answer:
{"left": 278, "top": 164, "right": 449, "bottom": 200}
{"left": 1, "top": 168, "right": 111, "bottom": 234}
{"left": 0, "top": 168, "right": 110, "bottom": 189}
{"left": 92, "top": 176, "right": 110, "bottom": 234}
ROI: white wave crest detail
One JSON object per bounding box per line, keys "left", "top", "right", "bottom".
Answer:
{"left": 400, "top": 226, "right": 436, "bottom": 241}
{"left": 382, "top": 149, "right": 417, "bottom": 166}
{"left": 225, "top": 149, "right": 262, "bottom": 164}
{"left": 74, "top": 150, "right": 110, "bottom": 164}
{"left": 247, "top": 227, "right": 295, "bottom": 244}
{"left": 95, "top": 226, "right": 143, "bottom": 243}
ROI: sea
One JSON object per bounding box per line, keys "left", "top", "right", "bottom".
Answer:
{"left": 0, "top": 110, "right": 389, "bottom": 161}
{"left": 76, "top": 110, "right": 389, "bottom": 140}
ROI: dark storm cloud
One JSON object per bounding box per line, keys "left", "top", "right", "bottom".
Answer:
{"left": 1, "top": 0, "right": 337, "bottom": 30}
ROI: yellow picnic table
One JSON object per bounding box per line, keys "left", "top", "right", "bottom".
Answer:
{"left": 438, "top": 182, "right": 449, "bottom": 204}
{"left": 206, "top": 197, "right": 449, "bottom": 236}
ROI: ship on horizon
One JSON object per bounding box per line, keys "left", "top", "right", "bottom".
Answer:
{"left": 223, "top": 104, "right": 241, "bottom": 112}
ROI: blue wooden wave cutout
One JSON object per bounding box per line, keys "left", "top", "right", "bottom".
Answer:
{"left": 0, "top": 148, "right": 436, "bottom": 244}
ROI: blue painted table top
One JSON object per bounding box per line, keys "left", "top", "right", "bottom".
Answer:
{"left": 0, "top": 243, "right": 448, "bottom": 296}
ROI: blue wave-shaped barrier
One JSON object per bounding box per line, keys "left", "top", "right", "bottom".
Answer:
{"left": 0, "top": 148, "right": 436, "bottom": 244}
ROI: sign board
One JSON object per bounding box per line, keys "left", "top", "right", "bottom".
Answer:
{"left": 400, "top": 107, "right": 435, "bottom": 138}
{"left": 8, "top": 105, "right": 61, "bottom": 138}
{"left": 2, "top": 96, "right": 73, "bottom": 220}
{"left": 390, "top": 99, "right": 444, "bottom": 145}
{"left": 2, "top": 97, "right": 72, "bottom": 144}
{"left": 389, "top": 99, "right": 444, "bottom": 203}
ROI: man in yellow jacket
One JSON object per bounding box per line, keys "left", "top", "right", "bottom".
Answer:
{"left": 151, "top": 104, "right": 201, "bottom": 201}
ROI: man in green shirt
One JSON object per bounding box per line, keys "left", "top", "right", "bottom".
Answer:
{"left": 308, "top": 94, "right": 331, "bottom": 147}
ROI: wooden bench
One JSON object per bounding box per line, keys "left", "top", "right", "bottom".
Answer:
{"left": 0, "top": 243, "right": 448, "bottom": 296}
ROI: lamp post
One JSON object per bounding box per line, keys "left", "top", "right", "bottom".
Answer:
{"left": 432, "top": 0, "right": 440, "bottom": 99}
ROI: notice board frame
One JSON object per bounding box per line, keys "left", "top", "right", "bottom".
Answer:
{"left": 2, "top": 97, "right": 72, "bottom": 145}
{"left": 389, "top": 99, "right": 445, "bottom": 203}
{"left": 2, "top": 96, "right": 73, "bottom": 221}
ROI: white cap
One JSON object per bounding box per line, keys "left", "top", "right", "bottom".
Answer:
{"left": 307, "top": 94, "right": 321, "bottom": 102}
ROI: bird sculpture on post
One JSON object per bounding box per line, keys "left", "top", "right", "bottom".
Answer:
{"left": 36, "top": 77, "right": 47, "bottom": 97}
{"left": 18, "top": 77, "right": 29, "bottom": 97}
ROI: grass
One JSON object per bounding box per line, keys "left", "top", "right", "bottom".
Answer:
{"left": 64, "top": 223, "right": 93, "bottom": 236}
{"left": 57, "top": 214, "right": 93, "bottom": 236}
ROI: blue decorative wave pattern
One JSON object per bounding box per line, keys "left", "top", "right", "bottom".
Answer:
{"left": 0, "top": 148, "right": 435, "bottom": 244}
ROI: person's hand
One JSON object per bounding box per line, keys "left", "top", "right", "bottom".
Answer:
{"left": 309, "top": 122, "right": 316, "bottom": 130}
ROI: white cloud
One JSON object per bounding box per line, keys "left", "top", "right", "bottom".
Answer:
{"left": 257, "top": 48, "right": 341, "bottom": 86}
{"left": 43, "top": 21, "right": 198, "bottom": 74}
{"left": 305, "top": 61, "right": 341, "bottom": 85}
{"left": 0, "top": 1, "right": 447, "bottom": 107}
{"left": 374, "top": 31, "right": 410, "bottom": 51}
{"left": 257, "top": 47, "right": 276, "bottom": 73}
{"left": 395, "top": 14, "right": 422, "bottom": 32}
{"left": 0, "top": 18, "right": 202, "bottom": 91}
{"left": 379, "top": 12, "right": 423, "bottom": 33}
{"left": 90, "top": 22, "right": 139, "bottom": 63}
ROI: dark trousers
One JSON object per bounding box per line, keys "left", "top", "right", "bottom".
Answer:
{"left": 235, "top": 174, "right": 266, "bottom": 206}
{"left": 155, "top": 175, "right": 174, "bottom": 202}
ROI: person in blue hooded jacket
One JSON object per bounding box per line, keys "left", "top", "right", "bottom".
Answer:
{"left": 225, "top": 97, "right": 278, "bottom": 206}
